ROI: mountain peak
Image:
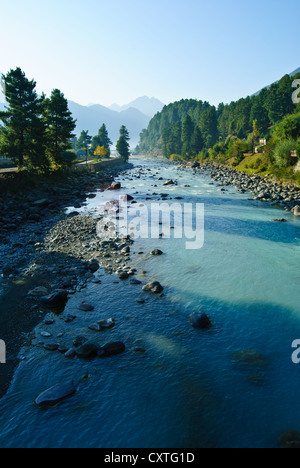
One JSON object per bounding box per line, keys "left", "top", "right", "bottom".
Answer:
{"left": 109, "top": 96, "right": 164, "bottom": 117}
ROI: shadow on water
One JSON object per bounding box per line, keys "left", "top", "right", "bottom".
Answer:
{"left": 0, "top": 250, "right": 97, "bottom": 399}
{"left": 204, "top": 214, "right": 300, "bottom": 244}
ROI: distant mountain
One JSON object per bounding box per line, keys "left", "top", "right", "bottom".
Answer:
{"left": 68, "top": 101, "right": 150, "bottom": 146}
{"left": 290, "top": 67, "right": 300, "bottom": 77}
{"left": 253, "top": 67, "right": 300, "bottom": 96}
{"left": 109, "top": 96, "right": 164, "bottom": 117}
{"left": 0, "top": 100, "right": 150, "bottom": 146}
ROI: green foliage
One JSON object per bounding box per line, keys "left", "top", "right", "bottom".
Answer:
{"left": 116, "top": 126, "right": 130, "bottom": 162}
{"left": 91, "top": 124, "right": 112, "bottom": 157}
{"left": 0, "top": 68, "right": 47, "bottom": 169}
{"left": 43, "top": 89, "right": 76, "bottom": 166}
{"left": 61, "top": 150, "right": 77, "bottom": 167}
{"left": 296, "top": 140, "right": 300, "bottom": 159}
{"left": 273, "top": 139, "right": 297, "bottom": 168}
{"left": 0, "top": 69, "right": 76, "bottom": 171}
{"left": 274, "top": 113, "right": 300, "bottom": 141}
{"left": 138, "top": 72, "right": 299, "bottom": 160}
{"left": 76, "top": 130, "right": 92, "bottom": 156}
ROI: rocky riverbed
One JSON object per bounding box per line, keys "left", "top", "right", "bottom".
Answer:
{"left": 178, "top": 161, "right": 300, "bottom": 218}
{"left": 0, "top": 162, "right": 134, "bottom": 397}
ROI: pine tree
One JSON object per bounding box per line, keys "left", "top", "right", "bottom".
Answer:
{"left": 43, "top": 89, "right": 76, "bottom": 166}
{"left": 116, "top": 126, "right": 130, "bottom": 162}
{"left": 91, "top": 124, "right": 112, "bottom": 157}
{"left": 181, "top": 115, "right": 195, "bottom": 158}
{"left": 190, "top": 126, "right": 204, "bottom": 155}
{"left": 0, "top": 68, "right": 46, "bottom": 168}
{"left": 76, "top": 130, "right": 92, "bottom": 160}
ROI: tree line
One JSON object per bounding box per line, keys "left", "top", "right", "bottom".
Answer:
{"left": 138, "top": 72, "right": 300, "bottom": 164}
{"left": 75, "top": 124, "right": 130, "bottom": 163}
{"left": 0, "top": 67, "right": 131, "bottom": 171}
{"left": 0, "top": 68, "right": 76, "bottom": 170}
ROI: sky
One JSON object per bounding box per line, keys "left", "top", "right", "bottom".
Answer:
{"left": 0, "top": 0, "right": 299, "bottom": 108}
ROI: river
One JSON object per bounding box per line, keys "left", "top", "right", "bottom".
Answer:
{"left": 0, "top": 158, "right": 299, "bottom": 448}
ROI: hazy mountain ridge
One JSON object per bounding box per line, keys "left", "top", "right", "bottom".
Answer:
{"left": 253, "top": 66, "right": 300, "bottom": 96}
{"left": 109, "top": 96, "right": 164, "bottom": 117}
{"left": 68, "top": 100, "right": 150, "bottom": 145}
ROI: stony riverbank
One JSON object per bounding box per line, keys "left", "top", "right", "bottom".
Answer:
{"left": 0, "top": 162, "right": 132, "bottom": 279}
{"left": 178, "top": 161, "right": 300, "bottom": 218}
{"left": 0, "top": 161, "right": 133, "bottom": 397}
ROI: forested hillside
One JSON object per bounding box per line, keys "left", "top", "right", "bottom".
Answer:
{"left": 138, "top": 73, "right": 300, "bottom": 167}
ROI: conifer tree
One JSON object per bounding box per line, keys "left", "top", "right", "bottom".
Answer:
{"left": 43, "top": 89, "right": 76, "bottom": 166}
{"left": 0, "top": 68, "right": 46, "bottom": 168}
{"left": 116, "top": 126, "right": 130, "bottom": 162}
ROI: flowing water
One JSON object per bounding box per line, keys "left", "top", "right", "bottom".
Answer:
{"left": 0, "top": 158, "right": 299, "bottom": 448}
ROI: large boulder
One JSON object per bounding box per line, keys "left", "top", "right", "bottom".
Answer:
{"left": 142, "top": 281, "right": 164, "bottom": 294}
{"left": 98, "top": 342, "right": 126, "bottom": 358}
{"left": 108, "top": 182, "right": 121, "bottom": 190}
{"left": 34, "top": 382, "right": 76, "bottom": 407}
{"left": 40, "top": 291, "right": 68, "bottom": 309}
{"left": 189, "top": 312, "right": 212, "bottom": 330}
{"left": 76, "top": 343, "right": 98, "bottom": 359}
{"left": 151, "top": 249, "right": 164, "bottom": 256}
{"left": 163, "top": 180, "right": 177, "bottom": 186}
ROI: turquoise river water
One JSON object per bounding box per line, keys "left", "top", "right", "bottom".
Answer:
{"left": 0, "top": 158, "right": 299, "bottom": 448}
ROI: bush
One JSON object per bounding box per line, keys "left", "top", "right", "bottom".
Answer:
{"left": 58, "top": 150, "right": 77, "bottom": 167}
{"left": 274, "top": 113, "right": 300, "bottom": 140}
{"left": 273, "top": 139, "right": 297, "bottom": 168}
{"left": 296, "top": 140, "right": 300, "bottom": 159}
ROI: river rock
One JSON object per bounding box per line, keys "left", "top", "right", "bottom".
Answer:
{"left": 163, "top": 180, "right": 177, "bottom": 186}
{"left": 89, "top": 260, "right": 100, "bottom": 272}
{"left": 43, "top": 343, "right": 59, "bottom": 351}
{"left": 293, "top": 205, "right": 300, "bottom": 216}
{"left": 40, "top": 291, "right": 68, "bottom": 309}
{"left": 142, "top": 281, "right": 164, "bottom": 294}
{"left": 118, "top": 271, "right": 129, "bottom": 280}
{"left": 109, "top": 182, "right": 121, "bottom": 190}
{"left": 28, "top": 287, "right": 49, "bottom": 297}
{"left": 279, "top": 430, "right": 300, "bottom": 449}
{"left": 189, "top": 312, "right": 212, "bottom": 330}
{"left": 130, "top": 279, "right": 142, "bottom": 285}
{"left": 73, "top": 336, "right": 88, "bottom": 347}
{"left": 33, "top": 199, "right": 49, "bottom": 208}
{"left": 99, "top": 318, "right": 115, "bottom": 330}
{"left": 98, "top": 341, "right": 126, "bottom": 358}
{"left": 151, "top": 249, "right": 164, "bottom": 256}
{"left": 65, "top": 348, "right": 77, "bottom": 359}
{"left": 34, "top": 382, "right": 76, "bottom": 407}
{"left": 88, "top": 323, "right": 101, "bottom": 332}
{"left": 77, "top": 302, "right": 95, "bottom": 312}
{"left": 76, "top": 342, "right": 98, "bottom": 359}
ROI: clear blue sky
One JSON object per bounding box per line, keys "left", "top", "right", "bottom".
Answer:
{"left": 0, "top": 0, "right": 299, "bottom": 107}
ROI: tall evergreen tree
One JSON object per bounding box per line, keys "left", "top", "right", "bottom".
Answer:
{"left": 0, "top": 68, "right": 46, "bottom": 168}
{"left": 43, "top": 89, "right": 76, "bottom": 166}
{"left": 190, "top": 126, "right": 204, "bottom": 155}
{"left": 76, "top": 130, "right": 92, "bottom": 159}
{"left": 181, "top": 115, "right": 195, "bottom": 158}
{"left": 91, "top": 124, "right": 112, "bottom": 156}
{"left": 116, "top": 126, "right": 130, "bottom": 162}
